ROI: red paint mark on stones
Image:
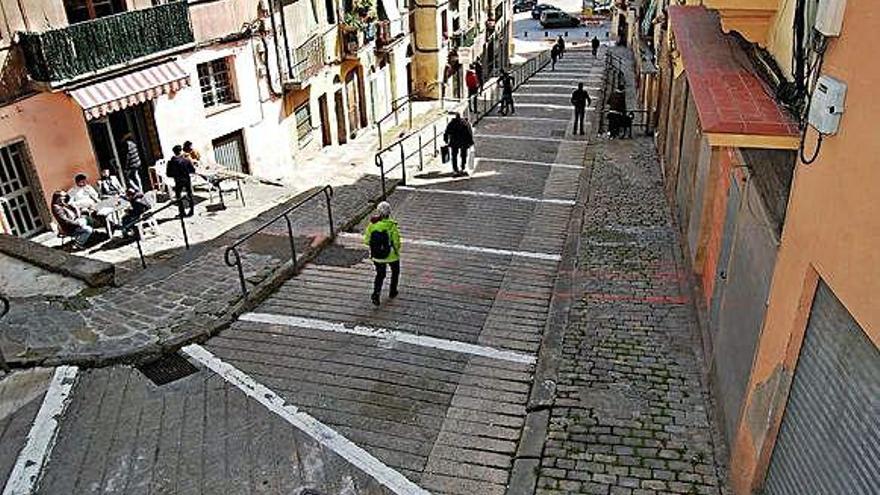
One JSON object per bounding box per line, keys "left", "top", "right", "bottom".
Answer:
{"left": 584, "top": 292, "right": 689, "bottom": 305}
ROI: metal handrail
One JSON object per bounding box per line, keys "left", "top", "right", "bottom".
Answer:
{"left": 376, "top": 94, "right": 415, "bottom": 148}
{"left": 224, "top": 185, "right": 334, "bottom": 296}
{"left": 0, "top": 294, "right": 8, "bottom": 371}
{"left": 130, "top": 196, "right": 191, "bottom": 269}
{"left": 373, "top": 49, "right": 552, "bottom": 197}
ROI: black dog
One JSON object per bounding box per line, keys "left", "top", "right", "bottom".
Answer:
{"left": 607, "top": 110, "right": 634, "bottom": 138}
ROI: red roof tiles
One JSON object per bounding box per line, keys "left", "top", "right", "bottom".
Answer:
{"left": 668, "top": 6, "right": 799, "bottom": 137}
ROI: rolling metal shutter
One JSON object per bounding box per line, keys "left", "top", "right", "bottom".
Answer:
{"left": 763, "top": 282, "right": 880, "bottom": 495}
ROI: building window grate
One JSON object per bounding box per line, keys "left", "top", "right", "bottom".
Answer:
{"left": 295, "top": 103, "right": 313, "bottom": 148}
{"left": 138, "top": 353, "right": 200, "bottom": 386}
{"left": 198, "top": 58, "right": 237, "bottom": 108}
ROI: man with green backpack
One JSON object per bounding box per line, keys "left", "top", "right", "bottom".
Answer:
{"left": 363, "top": 201, "right": 402, "bottom": 305}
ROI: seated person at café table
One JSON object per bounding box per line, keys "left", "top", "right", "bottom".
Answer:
{"left": 68, "top": 173, "right": 99, "bottom": 210}
{"left": 51, "top": 190, "right": 93, "bottom": 249}
{"left": 97, "top": 168, "right": 124, "bottom": 197}
{"left": 120, "top": 188, "right": 152, "bottom": 238}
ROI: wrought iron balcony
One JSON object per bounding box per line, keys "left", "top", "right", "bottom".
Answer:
{"left": 451, "top": 25, "right": 478, "bottom": 49}
{"left": 18, "top": 1, "right": 194, "bottom": 84}
{"left": 375, "top": 15, "right": 409, "bottom": 52}
{"left": 284, "top": 33, "right": 326, "bottom": 86}
{"left": 342, "top": 22, "right": 377, "bottom": 59}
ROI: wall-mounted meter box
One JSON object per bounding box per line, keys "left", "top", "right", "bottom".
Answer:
{"left": 808, "top": 75, "right": 847, "bottom": 135}
{"left": 815, "top": 0, "right": 846, "bottom": 37}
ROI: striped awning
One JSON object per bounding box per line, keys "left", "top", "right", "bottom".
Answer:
{"left": 69, "top": 60, "right": 190, "bottom": 120}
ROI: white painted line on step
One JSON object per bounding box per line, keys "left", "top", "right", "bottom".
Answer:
{"left": 397, "top": 185, "right": 576, "bottom": 205}
{"left": 480, "top": 115, "right": 570, "bottom": 123}
{"left": 475, "top": 157, "right": 583, "bottom": 170}
{"left": 535, "top": 71, "right": 602, "bottom": 77}
{"left": 411, "top": 238, "right": 562, "bottom": 261}
{"left": 505, "top": 103, "right": 593, "bottom": 110}
{"left": 473, "top": 133, "right": 584, "bottom": 143}
{"left": 182, "top": 344, "right": 431, "bottom": 495}
{"left": 337, "top": 232, "right": 562, "bottom": 261}
{"left": 519, "top": 84, "right": 600, "bottom": 90}
{"left": 240, "top": 313, "right": 537, "bottom": 365}
{"left": 3, "top": 366, "right": 79, "bottom": 495}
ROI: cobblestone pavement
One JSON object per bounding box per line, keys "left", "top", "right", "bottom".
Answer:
{"left": 0, "top": 176, "right": 387, "bottom": 367}
{"left": 534, "top": 136, "right": 727, "bottom": 495}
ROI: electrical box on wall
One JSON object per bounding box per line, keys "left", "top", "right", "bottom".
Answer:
{"left": 808, "top": 75, "right": 847, "bottom": 135}
{"left": 815, "top": 0, "right": 846, "bottom": 37}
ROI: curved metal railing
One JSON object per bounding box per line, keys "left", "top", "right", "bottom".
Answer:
{"left": 225, "top": 185, "right": 334, "bottom": 296}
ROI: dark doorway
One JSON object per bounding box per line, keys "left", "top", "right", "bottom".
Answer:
{"left": 334, "top": 89, "right": 347, "bottom": 144}
{"left": 318, "top": 94, "right": 332, "bottom": 147}
{"left": 87, "top": 102, "right": 160, "bottom": 190}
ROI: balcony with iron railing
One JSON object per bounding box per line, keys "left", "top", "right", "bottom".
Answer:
{"left": 375, "top": 14, "right": 409, "bottom": 52}
{"left": 341, "top": 20, "right": 377, "bottom": 59}
{"left": 18, "top": 1, "right": 194, "bottom": 84}
{"left": 451, "top": 24, "right": 478, "bottom": 49}
{"left": 283, "top": 32, "right": 327, "bottom": 87}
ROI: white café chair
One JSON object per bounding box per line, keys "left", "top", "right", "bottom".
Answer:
{"left": 135, "top": 191, "right": 160, "bottom": 239}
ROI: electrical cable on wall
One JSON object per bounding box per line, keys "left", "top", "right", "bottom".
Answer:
{"left": 798, "top": 32, "right": 828, "bottom": 165}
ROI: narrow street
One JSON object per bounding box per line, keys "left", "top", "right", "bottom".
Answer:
{"left": 1, "top": 47, "right": 728, "bottom": 495}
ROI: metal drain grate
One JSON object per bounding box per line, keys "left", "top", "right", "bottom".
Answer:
{"left": 138, "top": 353, "right": 200, "bottom": 386}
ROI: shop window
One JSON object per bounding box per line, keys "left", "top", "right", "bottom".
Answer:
{"left": 295, "top": 103, "right": 313, "bottom": 147}
{"left": 197, "top": 58, "right": 238, "bottom": 109}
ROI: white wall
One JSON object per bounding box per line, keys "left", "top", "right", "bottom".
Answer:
{"left": 153, "top": 38, "right": 295, "bottom": 180}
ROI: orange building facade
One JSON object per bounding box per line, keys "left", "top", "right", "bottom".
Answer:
{"left": 629, "top": 0, "right": 880, "bottom": 493}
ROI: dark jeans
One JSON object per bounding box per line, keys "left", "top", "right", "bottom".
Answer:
{"left": 373, "top": 260, "right": 400, "bottom": 296}
{"left": 501, "top": 94, "right": 514, "bottom": 114}
{"left": 174, "top": 180, "right": 195, "bottom": 216}
{"left": 573, "top": 108, "right": 586, "bottom": 135}
{"left": 468, "top": 87, "right": 479, "bottom": 112}
{"left": 450, "top": 146, "right": 468, "bottom": 172}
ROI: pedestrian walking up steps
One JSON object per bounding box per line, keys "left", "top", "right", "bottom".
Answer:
{"left": 18, "top": 48, "right": 605, "bottom": 495}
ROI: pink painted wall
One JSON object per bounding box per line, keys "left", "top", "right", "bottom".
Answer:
{"left": 0, "top": 92, "right": 97, "bottom": 221}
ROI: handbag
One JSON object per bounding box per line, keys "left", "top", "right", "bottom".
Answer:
{"left": 440, "top": 145, "right": 450, "bottom": 163}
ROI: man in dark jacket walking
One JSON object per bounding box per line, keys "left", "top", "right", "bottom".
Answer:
{"left": 591, "top": 36, "right": 600, "bottom": 57}
{"left": 443, "top": 112, "right": 474, "bottom": 177}
{"left": 121, "top": 134, "right": 143, "bottom": 191}
{"left": 556, "top": 35, "right": 566, "bottom": 58}
{"left": 570, "top": 82, "right": 592, "bottom": 135}
{"left": 166, "top": 145, "right": 196, "bottom": 217}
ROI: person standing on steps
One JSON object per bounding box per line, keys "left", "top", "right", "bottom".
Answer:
{"left": 591, "top": 36, "right": 600, "bottom": 58}
{"left": 556, "top": 35, "right": 566, "bottom": 59}
{"left": 466, "top": 64, "right": 480, "bottom": 113}
{"left": 551, "top": 43, "right": 560, "bottom": 71}
{"left": 571, "top": 82, "right": 592, "bottom": 135}
{"left": 443, "top": 112, "right": 475, "bottom": 177}
{"left": 500, "top": 70, "right": 515, "bottom": 115}
{"left": 364, "top": 201, "right": 401, "bottom": 306}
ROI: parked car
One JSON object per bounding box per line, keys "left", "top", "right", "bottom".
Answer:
{"left": 531, "top": 4, "right": 558, "bottom": 20}
{"left": 514, "top": 0, "right": 537, "bottom": 13}
{"left": 539, "top": 10, "right": 581, "bottom": 28}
